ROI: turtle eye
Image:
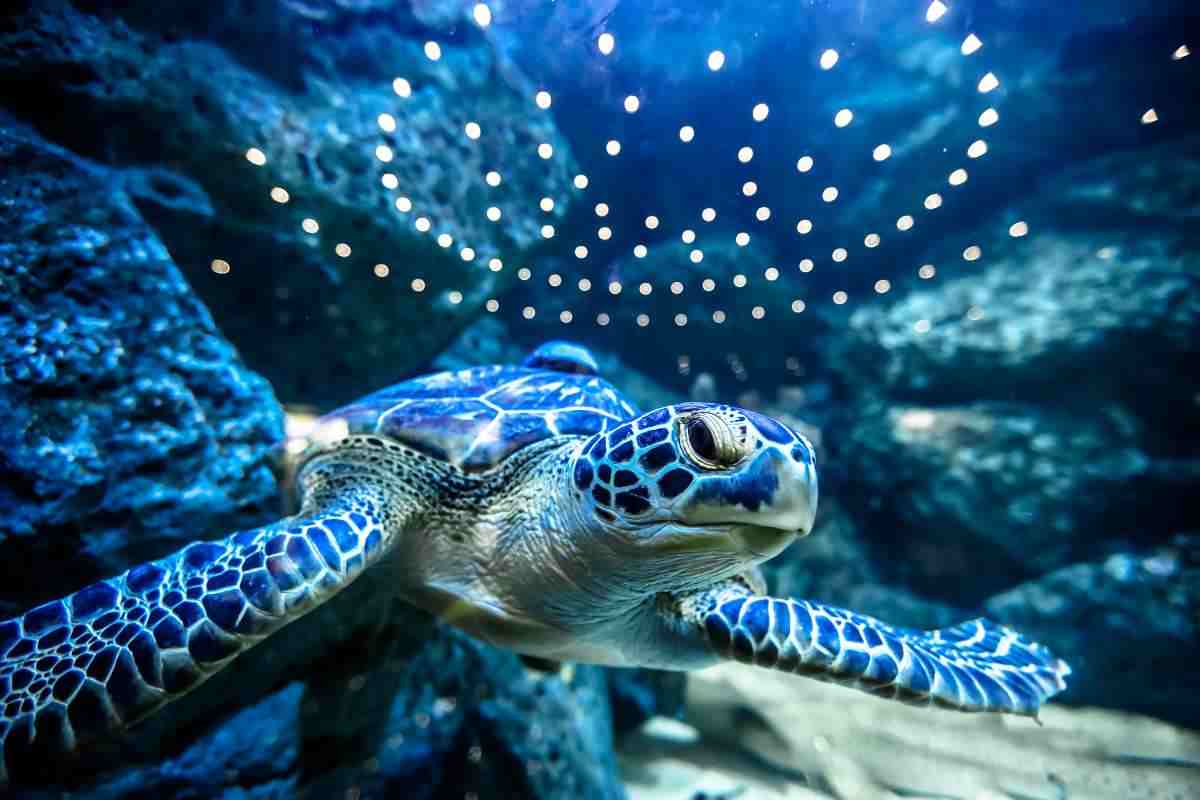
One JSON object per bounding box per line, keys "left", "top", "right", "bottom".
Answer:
{"left": 679, "top": 412, "right": 746, "bottom": 470}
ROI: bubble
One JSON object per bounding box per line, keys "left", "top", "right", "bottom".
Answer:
{"left": 799, "top": 258, "right": 814, "bottom": 272}
{"left": 733, "top": 274, "right": 748, "bottom": 288}
{"left": 378, "top": 113, "right": 397, "bottom": 134}
{"left": 488, "top": 257, "right": 502, "bottom": 272}
{"left": 819, "top": 49, "right": 839, "bottom": 70}
{"left": 210, "top": 258, "right": 231, "bottom": 274}
{"left": 742, "top": 181, "right": 757, "bottom": 197}
{"left": 948, "top": 168, "right": 968, "bottom": 186}
{"left": 269, "top": 186, "right": 289, "bottom": 203}
{"left": 597, "top": 313, "right": 611, "bottom": 326}
{"left": 605, "top": 139, "right": 621, "bottom": 156}
{"left": 414, "top": 217, "right": 431, "bottom": 233}
{"left": 874, "top": 279, "right": 891, "bottom": 294}
{"left": 538, "top": 142, "right": 554, "bottom": 159}
{"left": 424, "top": 41, "right": 441, "bottom": 61}
{"left": 896, "top": 214, "right": 914, "bottom": 231}
{"left": 639, "top": 282, "right": 653, "bottom": 296}
{"left": 791, "top": 299, "right": 806, "bottom": 313}
{"left": 702, "top": 278, "right": 716, "bottom": 292}
{"left": 548, "top": 273, "right": 562, "bottom": 287}
{"left": 381, "top": 173, "right": 399, "bottom": 190}
{"left": 392, "top": 77, "right": 412, "bottom": 97}
{"left": 755, "top": 206, "right": 771, "bottom": 221}
{"left": 1173, "top": 45, "right": 1191, "bottom": 61}
{"left": 822, "top": 186, "right": 839, "bottom": 203}
{"left": 707, "top": 50, "right": 726, "bottom": 71}
{"left": 575, "top": 245, "right": 588, "bottom": 259}
{"left": 674, "top": 313, "right": 688, "bottom": 327}
{"left": 486, "top": 206, "right": 502, "bottom": 222}
{"left": 395, "top": 196, "right": 412, "bottom": 212}
{"left": 335, "top": 243, "right": 352, "bottom": 257}
{"left": 624, "top": 95, "right": 640, "bottom": 113}
{"left": 594, "top": 202, "right": 609, "bottom": 218}
{"left": 832, "top": 247, "right": 847, "bottom": 262}
{"left": 679, "top": 125, "right": 695, "bottom": 143}
{"left": 752, "top": 103, "right": 769, "bottom": 122}
{"left": 918, "top": 264, "right": 936, "bottom": 279}
{"left": 681, "top": 229, "right": 696, "bottom": 244}
{"left": 472, "top": 3, "right": 492, "bottom": 27}
{"left": 864, "top": 233, "right": 880, "bottom": 248}
{"left": 834, "top": 109, "right": 853, "bottom": 127}
{"left": 541, "top": 224, "right": 555, "bottom": 239}
{"left": 411, "top": 277, "right": 426, "bottom": 292}
{"left": 375, "top": 145, "right": 394, "bottom": 163}
{"left": 926, "top": 1, "right": 948, "bottom": 23}
{"left": 634, "top": 244, "right": 648, "bottom": 258}
{"left": 598, "top": 226, "right": 612, "bottom": 240}
{"left": 712, "top": 310, "right": 726, "bottom": 324}
{"left": 796, "top": 155, "right": 814, "bottom": 172}
{"left": 764, "top": 266, "right": 779, "bottom": 281}
{"left": 301, "top": 218, "right": 319, "bottom": 234}
{"left": 518, "top": 267, "right": 531, "bottom": 280}
{"left": 738, "top": 146, "right": 754, "bottom": 163}
{"left": 924, "top": 193, "right": 943, "bottom": 210}
{"left": 523, "top": 306, "right": 536, "bottom": 320}
{"left": 796, "top": 219, "right": 813, "bottom": 235}
{"left": 465, "top": 121, "right": 481, "bottom": 140}
{"left": 832, "top": 291, "right": 848, "bottom": 305}
{"left": 609, "top": 281, "right": 622, "bottom": 295}
{"left": 1141, "top": 108, "right": 1159, "bottom": 125}
{"left": 967, "top": 139, "right": 988, "bottom": 158}
{"left": 374, "top": 263, "right": 390, "bottom": 278}
{"left": 751, "top": 306, "right": 765, "bottom": 319}
{"left": 979, "top": 107, "right": 999, "bottom": 127}
{"left": 535, "top": 90, "right": 552, "bottom": 109}
{"left": 1009, "top": 220, "right": 1029, "bottom": 237}
{"left": 963, "top": 245, "right": 982, "bottom": 261}
{"left": 670, "top": 281, "right": 684, "bottom": 295}
{"left": 574, "top": 174, "right": 589, "bottom": 189}
{"left": 560, "top": 310, "right": 573, "bottom": 324}
{"left": 485, "top": 171, "right": 502, "bottom": 186}
{"left": 486, "top": 299, "right": 499, "bottom": 312}
{"left": 873, "top": 144, "right": 892, "bottom": 161}
{"left": 735, "top": 232, "right": 750, "bottom": 247}
{"left": 978, "top": 72, "right": 1000, "bottom": 93}
{"left": 245, "top": 147, "right": 267, "bottom": 166}
{"left": 961, "top": 33, "right": 982, "bottom": 55}
{"left": 576, "top": 278, "right": 592, "bottom": 292}
{"left": 914, "top": 319, "right": 931, "bottom": 333}
{"left": 645, "top": 215, "right": 660, "bottom": 230}
{"left": 460, "top": 247, "right": 476, "bottom": 261}
{"left": 598, "top": 32, "right": 615, "bottom": 55}
{"left": 436, "top": 233, "right": 453, "bottom": 248}
{"left": 701, "top": 207, "right": 716, "bottom": 222}
{"left": 540, "top": 197, "right": 555, "bottom": 212}
{"left": 636, "top": 314, "right": 650, "bottom": 328}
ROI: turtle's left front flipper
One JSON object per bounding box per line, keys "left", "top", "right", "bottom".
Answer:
{"left": 662, "top": 582, "right": 1070, "bottom": 717}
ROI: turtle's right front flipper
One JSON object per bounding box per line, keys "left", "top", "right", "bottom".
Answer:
{"left": 0, "top": 488, "right": 391, "bottom": 783}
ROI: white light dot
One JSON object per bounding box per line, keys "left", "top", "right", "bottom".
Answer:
{"left": 681, "top": 229, "right": 696, "bottom": 244}
{"left": 437, "top": 233, "right": 453, "bottom": 248}
{"left": 832, "top": 247, "right": 848, "bottom": 262}
{"left": 472, "top": 3, "right": 492, "bottom": 27}
{"left": 411, "top": 277, "right": 426, "bottom": 292}
{"left": 424, "top": 41, "right": 442, "bottom": 61}
{"left": 624, "top": 95, "right": 640, "bottom": 113}
{"left": 605, "top": 139, "right": 621, "bottom": 156}
{"left": 645, "top": 215, "right": 660, "bottom": 230}
{"left": 914, "top": 319, "right": 932, "bottom": 333}
{"left": 797, "top": 155, "right": 814, "bottom": 172}
{"left": 393, "top": 77, "right": 412, "bottom": 97}
{"left": 485, "top": 171, "right": 502, "bottom": 187}
{"left": 752, "top": 103, "right": 769, "bottom": 122}
{"left": 822, "top": 186, "right": 839, "bottom": 203}
{"left": 609, "top": 281, "right": 622, "bottom": 295}
{"left": 560, "top": 310, "right": 573, "bottom": 324}
{"left": 548, "top": 273, "right": 562, "bottom": 287}
{"left": 578, "top": 278, "right": 592, "bottom": 292}
{"left": 707, "top": 50, "right": 726, "bottom": 71}
{"left": 637, "top": 313, "right": 650, "bottom": 328}
{"left": 541, "top": 224, "right": 555, "bottom": 239}
{"left": 598, "top": 226, "right": 612, "bottom": 241}
{"left": 575, "top": 245, "right": 588, "bottom": 259}
{"left": 873, "top": 144, "right": 892, "bottom": 161}
{"left": 301, "top": 218, "right": 319, "bottom": 234}
{"left": 633, "top": 244, "right": 648, "bottom": 258}
{"left": 967, "top": 306, "right": 985, "bottom": 321}
{"left": 978, "top": 72, "right": 1000, "bottom": 93}
{"left": 738, "top": 146, "right": 754, "bottom": 163}
{"left": 670, "top": 281, "right": 684, "bottom": 295}
{"left": 374, "top": 263, "right": 390, "bottom": 278}
{"left": 486, "top": 299, "right": 499, "bottom": 312}
{"left": 791, "top": 299, "right": 806, "bottom": 313}
{"left": 1141, "top": 108, "right": 1159, "bottom": 125}
{"left": 210, "top": 258, "right": 231, "bottom": 274}
{"left": 979, "top": 107, "right": 999, "bottom": 127}
{"left": 918, "top": 264, "right": 936, "bottom": 279}
{"left": 1009, "top": 221, "right": 1029, "bottom": 237}
{"left": 574, "top": 174, "right": 589, "bottom": 189}
{"left": 701, "top": 207, "right": 716, "bottom": 222}
{"left": 764, "top": 266, "right": 780, "bottom": 281}
{"left": 486, "top": 206, "right": 502, "bottom": 222}
{"left": 832, "top": 291, "right": 848, "bottom": 305}
{"left": 924, "top": 193, "right": 943, "bottom": 210}
{"left": 963, "top": 245, "right": 982, "bottom": 261}
{"left": 897, "top": 214, "right": 914, "bottom": 231}
{"left": 751, "top": 306, "right": 766, "bottom": 319}
{"left": 674, "top": 313, "right": 688, "bottom": 327}
{"left": 465, "top": 121, "right": 481, "bottom": 140}
{"left": 539, "top": 197, "right": 554, "bottom": 212}
{"left": 834, "top": 108, "right": 854, "bottom": 128}
{"left": 523, "top": 306, "right": 536, "bottom": 320}
{"left": 967, "top": 139, "right": 988, "bottom": 158}
{"left": 639, "top": 282, "right": 652, "bottom": 296}
{"left": 755, "top": 206, "right": 771, "bottom": 222}
{"left": 962, "top": 33, "right": 983, "bottom": 55}
{"left": 796, "top": 219, "right": 813, "bottom": 235}
{"left": 535, "top": 90, "right": 552, "bottom": 109}
{"left": 864, "top": 233, "right": 881, "bottom": 248}
{"left": 874, "top": 279, "right": 891, "bottom": 294}
{"left": 335, "top": 243, "right": 352, "bottom": 257}
{"left": 597, "top": 313, "right": 611, "bottom": 326}
{"left": 713, "top": 310, "right": 726, "bottom": 324}
{"left": 460, "top": 247, "right": 476, "bottom": 261}
{"left": 949, "top": 168, "right": 968, "bottom": 186}
{"left": 799, "top": 258, "right": 814, "bottom": 273}
{"left": 679, "top": 125, "right": 695, "bottom": 143}
{"left": 395, "top": 196, "right": 412, "bottom": 213}
{"left": 690, "top": 249, "right": 704, "bottom": 263}
{"left": 593, "top": 202, "right": 609, "bottom": 218}
{"left": 375, "top": 145, "right": 394, "bottom": 163}
{"left": 270, "top": 186, "right": 290, "bottom": 204}
{"left": 819, "top": 49, "right": 839, "bottom": 70}
{"left": 598, "top": 32, "right": 615, "bottom": 55}
{"left": 378, "top": 113, "right": 397, "bottom": 133}
{"left": 733, "top": 274, "right": 748, "bottom": 288}
{"left": 518, "top": 267, "right": 531, "bottom": 280}
{"left": 488, "top": 258, "right": 503, "bottom": 272}
{"left": 1172, "top": 45, "right": 1190, "bottom": 61}
{"left": 735, "top": 232, "right": 750, "bottom": 247}
{"left": 538, "top": 142, "right": 554, "bottom": 159}
{"left": 742, "top": 181, "right": 757, "bottom": 197}
{"left": 381, "top": 173, "right": 399, "bottom": 190}
{"left": 702, "top": 278, "right": 716, "bottom": 292}
{"left": 414, "top": 217, "right": 431, "bottom": 233}
{"left": 245, "top": 147, "right": 266, "bottom": 166}
{"left": 926, "top": 1, "right": 948, "bottom": 23}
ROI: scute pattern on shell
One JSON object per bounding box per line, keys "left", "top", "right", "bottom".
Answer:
{"left": 324, "top": 365, "right": 640, "bottom": 472}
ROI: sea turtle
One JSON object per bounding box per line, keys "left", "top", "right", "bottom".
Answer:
{"left": 0, "top": 341, "right": 1069, "bottom": 783}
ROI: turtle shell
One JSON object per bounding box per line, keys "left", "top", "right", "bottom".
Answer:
{"left": 313, "top": 363, "right": 640, "bottom": 472}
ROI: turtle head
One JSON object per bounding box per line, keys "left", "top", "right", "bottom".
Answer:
{"left": 569, "top": 403, "right": 817, "bottom": 584}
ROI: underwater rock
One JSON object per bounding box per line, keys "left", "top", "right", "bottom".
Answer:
{"left": 0, "top": 115, "right": 282, "bottom": 616}
{"left": 0, "top": 0, "right": 574, "bottom": 408}
{"left": 985, "top": 535, "right": 1200, "bottom": 728}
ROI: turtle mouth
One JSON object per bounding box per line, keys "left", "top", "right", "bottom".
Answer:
{"left": 643, "top": 520, "right": 799, "bottom": 560}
